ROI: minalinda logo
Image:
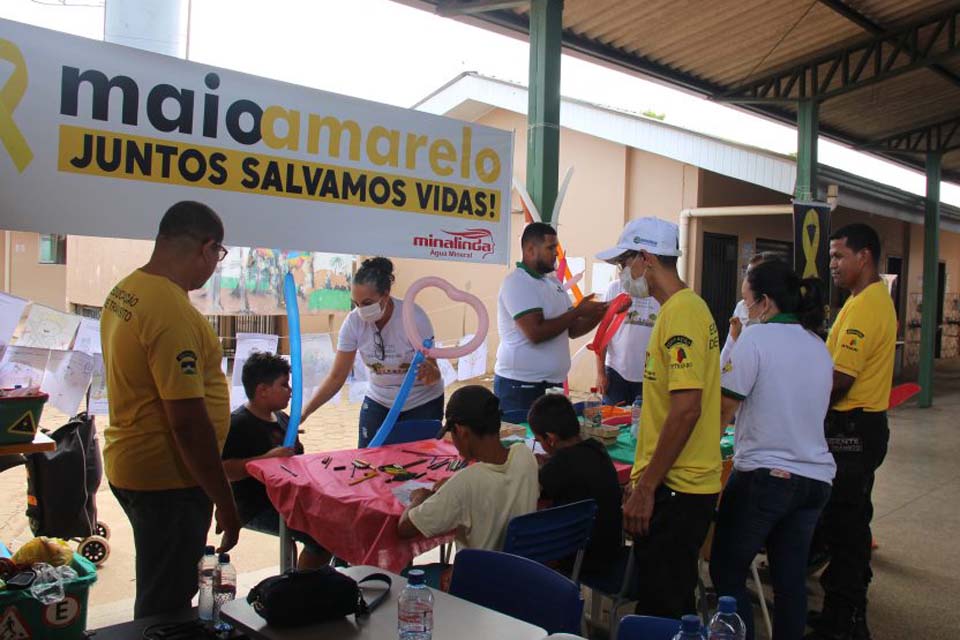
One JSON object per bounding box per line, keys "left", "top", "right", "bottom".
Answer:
{"left": 413, "top": 228, "right": 496, "bottom": 260}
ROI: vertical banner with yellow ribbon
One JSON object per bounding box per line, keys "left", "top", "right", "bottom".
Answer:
{"left": 793, "top": 201, "right": 831, "bottom": 283}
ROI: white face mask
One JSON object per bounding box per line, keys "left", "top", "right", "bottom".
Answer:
{"left": 357, "top": 300, "right": 385, "bottom": 323}
{"left": 743, "top": 298, "right": 764, "bottom": 326}
{"left": 735, "top": 300, "right": 751, "bottom": 326}
{"left": 620, "top": 264, "right": 650, "bottom": 299}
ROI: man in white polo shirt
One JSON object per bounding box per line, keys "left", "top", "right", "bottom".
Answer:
{"left": 494, "top": 222, "right": 607, "bottom": 414}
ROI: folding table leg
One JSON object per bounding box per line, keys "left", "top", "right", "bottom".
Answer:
{"left": 750, "top": 557, "right": 772, "bottom": 639}
{"left": 278, "top": 520, "right": 297, "bottom": 572}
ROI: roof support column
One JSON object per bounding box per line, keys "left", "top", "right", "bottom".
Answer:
{"left": 526, "top": 0, "right": 562, "bottom": 223}
{"left": 918, "top": 151, "right": 941, "bottom": 407}
{"left": 794, "top": 99, "right": 819, "bottom": 201}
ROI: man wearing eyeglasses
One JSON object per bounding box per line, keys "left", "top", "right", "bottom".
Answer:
{"left": 101, "top": 201, "right": 241, "bottom": 619}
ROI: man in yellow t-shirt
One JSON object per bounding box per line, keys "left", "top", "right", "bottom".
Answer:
{"left": 101, "top": 201, "right": 240, "bottom": 620}
{"left": 809, "top": 224, "right": 896, "bottom": 640}
{"left": 595, "top": 217, "right": 721, "bottom": 619}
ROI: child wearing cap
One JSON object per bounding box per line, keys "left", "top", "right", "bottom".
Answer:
{"left": 397, "top": 385, "right": 538, "bottom": 551}
{"left": 528, "top": 393, "right": 623, "bottom": 575}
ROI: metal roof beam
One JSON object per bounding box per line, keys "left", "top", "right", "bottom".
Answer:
{"left": 817, "top": 0, "right": 960, "bottom": 91}
{"left": 436, "top": 0, "right": 529, "bottom": 16}
{"left": 718, "top": 7, "right": 960, "bottom": 103}
{"left": 859, "top": 114, "right": 960, "bottom": 154}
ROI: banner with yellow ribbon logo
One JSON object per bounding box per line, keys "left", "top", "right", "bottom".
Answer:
{"left": 793, "top": 201, "right": 831, "bottom": 283}
{"left": 0, "top": 38, "right": 32, "bottom": 172}
{"left": 0, "top": 18, "right": 513, "bottom": 264}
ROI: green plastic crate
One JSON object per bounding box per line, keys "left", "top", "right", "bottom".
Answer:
{"left": 0, "top": 554, "right": 97, "bottom": 639}
{"left": 0, "top": 393, "right": 48, "bottom": 446}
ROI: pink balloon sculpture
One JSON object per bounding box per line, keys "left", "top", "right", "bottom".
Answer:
{"left": 403, "top": 276, "right": 489, "bottom": 359}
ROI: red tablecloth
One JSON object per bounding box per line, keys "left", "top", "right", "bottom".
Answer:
{"left": 612, "top": 460, "right": 632, "bottom": 485}
{"left": 246, "top": 440, "right": 460, "bottom": 572}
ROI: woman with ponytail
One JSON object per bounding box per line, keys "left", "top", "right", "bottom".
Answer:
{"left": 709, "top": 260, "right": 836, "bottom": 640}
{"left": 302, "top": 257, "right": 443, "bottom": 447}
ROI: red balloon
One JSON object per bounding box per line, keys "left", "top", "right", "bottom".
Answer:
{"left": 588, "top": 293, "right": 631, "bottom": 353}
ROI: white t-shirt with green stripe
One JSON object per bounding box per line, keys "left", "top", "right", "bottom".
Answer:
{"left": 495, "top": 264, "right": 573, "bottom": 383}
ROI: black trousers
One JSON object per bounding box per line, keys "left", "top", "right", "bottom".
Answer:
{"left": 818, "top": 409, "right": 889, "bottom": 618}
{"left": 111, "top": 484, "right": 213, "bottom": 619}
{"left": 633, "top": 484, "right": 718, "bottom": 619}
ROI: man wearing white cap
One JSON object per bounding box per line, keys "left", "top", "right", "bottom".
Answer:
{"left": 596, "top": 217, "right": 722, "bottom": 619}
{"left": 594, "top": 220, "right": 662, "bottom": 406}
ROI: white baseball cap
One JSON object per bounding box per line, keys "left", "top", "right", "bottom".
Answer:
{"left": 595, "top": 217, "right": 682, "bottom": 262}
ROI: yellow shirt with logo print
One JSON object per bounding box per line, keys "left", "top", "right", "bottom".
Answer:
{"left": 631, "top": 288, "right": 723, "bottom": 494}
{"left": 101, "top": 269, "right": 230, "bottom": 491}
{"left": 827, "top": 280, "right": 897, "bottom": 412}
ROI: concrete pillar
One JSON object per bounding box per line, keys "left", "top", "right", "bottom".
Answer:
{"left": 918, "top": 152, "right": 941, "bottom": 407}
{"left": 104, "top": 0, "right": 190, "bottom": 58}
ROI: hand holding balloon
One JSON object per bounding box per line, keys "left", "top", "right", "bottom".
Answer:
{"left": 588, "top": 292, "right": 632, "bottom": 354}
{"left": 367, "top": 277, "right": 491, "bottom": 449}
{"left": 366, "top": 342, "right": 429, "bottom": 448}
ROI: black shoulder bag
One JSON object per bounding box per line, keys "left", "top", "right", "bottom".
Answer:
{"left": 247, "top": 566, "right": 393, "bottom": 627}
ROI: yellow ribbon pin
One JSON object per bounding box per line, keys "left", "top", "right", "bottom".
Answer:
{"left": 801, "top": 208, "right": 820, "bottom": 279}
{"left": 0, "top": 38, "right": 32, "bottom": 173}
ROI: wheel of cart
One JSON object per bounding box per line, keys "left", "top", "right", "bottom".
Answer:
{"left": 95, "top": 520, "right": 111, "bottom": 539}
{"left": 77, "top": 535, "right": 111, "bottom": 566}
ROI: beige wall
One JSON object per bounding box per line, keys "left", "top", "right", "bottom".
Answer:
{"left": 3, "top": 231, "right": 68, "bottom": 311}
{"left": 392, "top": 108, "right": 702, "bottom": 390}
{"left": 66, "top": 236, "right": 153, "bottom": 307}
{"left": 903, "top": 223, "right": 960, "bottom": 369}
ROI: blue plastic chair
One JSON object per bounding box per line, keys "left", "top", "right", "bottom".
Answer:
{"left": 617, "top": 615, "right": 683, "bottom": 640}
{"left": 379, "top": 419, "right": 442, "bottom": 445}
{"left": 502, "top": 499, "right": 598, "bottom": 583}
{"left": 501, "top": 409, "right": 529, "bottom": 425}
{"left": 580, "top": 544, "right": 639, "bottom": 638}
{"left": 450, "top": 549, "right": 584, "bottom": 635}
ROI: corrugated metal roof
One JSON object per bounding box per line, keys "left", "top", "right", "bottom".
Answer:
{"left": 415, "top": 72, "right": 960, "bottom": 232}
{"left": 394, "top": 0, "right": 960, "bottom": 183}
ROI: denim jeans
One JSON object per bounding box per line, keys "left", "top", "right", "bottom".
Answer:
{"left": 603, "top": 366, "right": 643, "bottom": 406}
{"left": 710, "top": 468, "right": 832, "bottom": 640}
{"left": 357, "top": 394, "right": 444, "bottom": 448}
{"left": 493, "top": 375, "right": 563, "bottom": 415}
{"left": 111, "top": 485, "right": 212, "bottom": 619}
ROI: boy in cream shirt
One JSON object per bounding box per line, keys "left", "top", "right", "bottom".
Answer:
{"left": 398, "top": 385, "right": 538, "bottom": 550}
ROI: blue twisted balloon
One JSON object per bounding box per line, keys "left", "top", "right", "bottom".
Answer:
{"left": 282, "top": 273, "right": 302, "bottom": 448}
{"left": 367, "top": 338, "right": 434, "bottom": 448}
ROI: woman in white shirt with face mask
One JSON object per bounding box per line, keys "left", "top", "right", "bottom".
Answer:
{"left": 710, "top": 260, "right": 835, "bottom": 640}
{"left": 302, "top": 257, "right": 443, "bottom": 447}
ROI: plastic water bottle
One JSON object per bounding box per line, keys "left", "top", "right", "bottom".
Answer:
{"left": 584, "top": 387, "right": 603, "bottom": 429}
{"left": 708, "top": 596, "right": 746, "bottom": 640}
{"left": 212, "top": 553, "right": 237, "bottom": 632}
{"left": 398, "top": 569, "right": 434, "bottom": 640}
{"left": 197, "top": 545, "right": 217, "bottom": 622}
{"left": 673, "top": 614, "right": 704, "bottom": 639}
{"left": 630, "top": 395, "right": 642, "bottom": 439}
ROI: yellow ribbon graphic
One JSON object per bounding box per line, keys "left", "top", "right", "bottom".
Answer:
{"left": 0, "top": 39, "right": 32, "bottom": 172}
{"left": 801, "top": 208, "right": 820, "bottom": 279}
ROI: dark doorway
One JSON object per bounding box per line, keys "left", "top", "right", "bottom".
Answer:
{"left": 701, "top": 232, "right": 739, "bottom": 340}
{"left": 937, "top": 262, "right": 946, "bottom": 357}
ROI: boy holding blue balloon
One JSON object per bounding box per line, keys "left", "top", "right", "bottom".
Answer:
{"left": 221, "top": 352, "right": 329, "bottom": 568}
